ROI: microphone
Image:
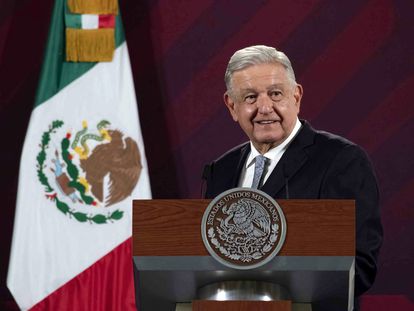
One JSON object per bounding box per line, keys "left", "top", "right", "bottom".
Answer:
{"left": 283, "top": 164, "right": 290, "bottom": 199}
{"left": 201, "top": 164, "right": 211, "bottom": 198}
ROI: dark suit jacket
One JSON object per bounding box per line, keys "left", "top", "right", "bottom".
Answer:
{"left": 204, "top": 120, "right": 383, "bottom": 297}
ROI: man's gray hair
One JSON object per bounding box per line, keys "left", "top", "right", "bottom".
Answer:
{"left": 225, "top": 45, "right": 296, "bottom": 92}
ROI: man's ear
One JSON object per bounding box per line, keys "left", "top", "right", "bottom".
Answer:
{"left": 224, "top": 92, "right": 238, "bottom": 122}
{"left": 293, "top": 83, "right": 303, "bottom": 113}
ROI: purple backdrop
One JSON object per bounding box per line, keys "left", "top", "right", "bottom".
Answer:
{"left": 1, "top": 0, "right": 413, "bottom": 309}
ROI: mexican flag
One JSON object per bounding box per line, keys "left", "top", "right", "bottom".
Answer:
{"left": 7, "top": 0, "right": 151, "bottom": 309}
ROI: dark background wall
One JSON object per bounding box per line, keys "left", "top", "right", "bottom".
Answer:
{"left": 1, "top": 0, "right": 413, "bottom": 309}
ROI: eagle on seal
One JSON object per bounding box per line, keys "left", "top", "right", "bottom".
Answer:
{"left": 80, "top": 130, "right": 142, "bottom": 207}
{"left": 222, "top": 198, "right": 271, "bottom": 238}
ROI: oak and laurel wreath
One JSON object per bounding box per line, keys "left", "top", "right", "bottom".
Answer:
{"left": 36, "top": 120, "right": 124, "bottom": 224}
{"left": 207, "top": 223, "right": 279, "bottom": 262}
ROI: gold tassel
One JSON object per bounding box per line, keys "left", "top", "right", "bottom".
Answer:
{"left": 66, "top": 28, "right": 115, "bottom": 62}
{"left": 67, "top": 0, "right": 118, "bottom": 15}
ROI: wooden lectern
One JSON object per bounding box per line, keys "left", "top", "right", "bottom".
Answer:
{"left": 133, "top": 200, "right": 355, "bottom": 311}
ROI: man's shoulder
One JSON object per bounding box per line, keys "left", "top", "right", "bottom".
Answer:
{"left": 301, "top": 121, "right": 359, "bottom": 151}
{"left": 302, "top": 123, "right": 368, "bottom": 162}
{"left": 315, "top": 129, "right": 355, "bottom": 148}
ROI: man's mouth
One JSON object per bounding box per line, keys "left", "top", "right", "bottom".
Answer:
{"left": 255, "top": 120, "right": 280, "bottom": 125}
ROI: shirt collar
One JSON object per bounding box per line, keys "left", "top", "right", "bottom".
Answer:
{"left": 245, "top": 117, "right": 302, "bottom": 168}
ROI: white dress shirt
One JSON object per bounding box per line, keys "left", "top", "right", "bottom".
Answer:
{"left": 238, "top": 118, "right": 302, "bottom": 188}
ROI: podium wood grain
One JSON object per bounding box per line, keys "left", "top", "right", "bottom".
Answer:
{"left": 133, "top": 199, "right": 355, "bottom": 256}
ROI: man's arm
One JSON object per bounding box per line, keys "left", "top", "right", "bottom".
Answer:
{"left": 321, "top": 144, "right": 383, "bottom": 296}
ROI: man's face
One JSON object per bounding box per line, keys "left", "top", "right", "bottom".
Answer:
{"left": 224, "top": 62, "right": 303, "bottom": 153}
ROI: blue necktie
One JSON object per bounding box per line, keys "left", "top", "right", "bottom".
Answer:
{"left": 251, "top": 155, "right": 266, "bottom": 189}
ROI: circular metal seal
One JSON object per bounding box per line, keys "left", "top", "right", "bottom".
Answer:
{"left": 201, "top": 188, "right": 287, "bottom": 270}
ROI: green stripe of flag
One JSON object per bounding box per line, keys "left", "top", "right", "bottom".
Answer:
{"left": 64, "top": 12, "right": 81, "bottom": 29}
{"left": 35, "top": 0, "right": 125, "bottom": 108}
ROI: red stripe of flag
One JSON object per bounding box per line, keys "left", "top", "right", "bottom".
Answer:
{"left": 30, "top": 238, "right": 137, "bottom": 311}
{"left": 99, "top": 15, "right": 115, "bottom": 28}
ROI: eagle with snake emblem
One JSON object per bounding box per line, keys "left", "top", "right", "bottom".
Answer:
{"left": 61, "top": 120, "right": 143, "bottom": 207}
{"left": 79, "top": 128, "right": 142, "bottom": 207}
{"left": 221, "top": 198, "right": 271, "bottom": 238}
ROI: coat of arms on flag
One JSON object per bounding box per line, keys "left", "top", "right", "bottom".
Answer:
{"left": 37, "top": 119, "right": 142, "bottom": 224}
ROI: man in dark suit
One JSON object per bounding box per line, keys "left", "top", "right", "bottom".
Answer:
{"left": 203, "top": 45, "right": 383, "bottom": 305}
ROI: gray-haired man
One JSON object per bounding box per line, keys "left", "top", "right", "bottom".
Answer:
{"left": 204, "top": 45, "right": 383, "bottom": 309}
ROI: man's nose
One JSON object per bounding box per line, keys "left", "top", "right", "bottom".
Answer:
{"left": 257, "top": 94, "right": 274, "bottom": 114}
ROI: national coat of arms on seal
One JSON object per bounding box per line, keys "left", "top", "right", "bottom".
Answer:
{"left": 201, "top": 188, "right": 287, "bottom": 269}
{"left": 36, "top": 119, "right": 142, "bottom": 224}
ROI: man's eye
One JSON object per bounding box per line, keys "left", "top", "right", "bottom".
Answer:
{"left": 244, "top": 95, "right": 257, "bottom": 104}
{"left": 269, "top": 91, "right": 282, "bottom": 100}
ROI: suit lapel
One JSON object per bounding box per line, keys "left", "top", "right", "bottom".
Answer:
{"left": 231, "top": 143, "right": 250, "bottom": 188}
{"left": 260, "top": 121, "right": 315, "bottom": 198}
